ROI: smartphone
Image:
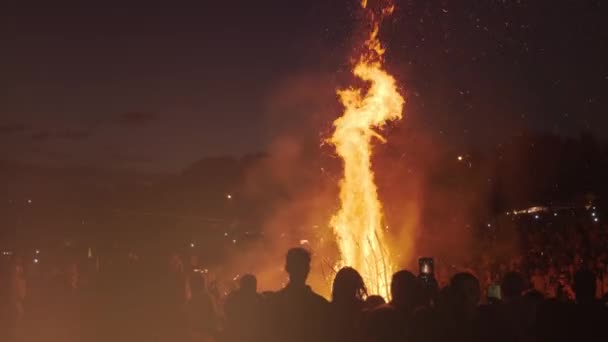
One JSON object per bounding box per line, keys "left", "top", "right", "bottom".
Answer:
{"left": 419, "top": 257, "right": 434, "bottom": 278}
{"left": 487, "top": 284, "right": 501, "bottom": 300}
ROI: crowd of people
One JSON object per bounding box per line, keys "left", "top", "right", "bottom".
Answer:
{"left": 472, "top": 209, "right": 608, "bottom": 302}
{"left": 2, "top": 208, "right": 608, "bottom": 342}
{"left": 2, "top": 243, "right": 608, "bottom": 342}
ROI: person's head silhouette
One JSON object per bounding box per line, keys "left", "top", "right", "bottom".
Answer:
{"left": 364, "top": 295, "right": 386, "bottom": 310}
{"left": 390, "top": 270, "right": 420, "bottom": 311}
{"left": 450, "top": 272, "right": 481, "bottom": 310}
{"left": 332, "top": 267, "right": 366, "bottom": 304}
{"left": 501, "top": 271, "right": 525, "bottom": 301}
{"left": 239, "top": 274, "right": 257, "bottom": 294}
{"left": 573, "top": 269, "right": 596, "bottom": 304}
{"left": 285, "top": 247, "right": 311, "bottom": 287}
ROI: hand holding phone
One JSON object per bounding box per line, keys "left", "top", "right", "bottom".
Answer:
{"left": 419, "top": 257, "right": 434, "bottom": 281}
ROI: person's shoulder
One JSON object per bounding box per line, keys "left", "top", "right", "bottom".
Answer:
{"left": 262, "top": 290, "right": 282, "bottom": 304}
{"left": 368, "top": 303, "right": 397, "bottom": 316}
{"left": 308, "top": 290, "right": 329, "bottom": 305}
{"left": 366, "top": 303, "right": 399, "bottom": 326}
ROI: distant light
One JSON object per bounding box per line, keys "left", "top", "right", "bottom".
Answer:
{"left": 487, "top": 223, "right": 491, "bottom": 228}
{"left": 35, "top": 249, "right": 40, "bottom": 254}
{"left": 27, "top": 199, "right": 32, "bottom": 204}
{"left": 592, "top": 212, "right": 596, "bottom": 217}
{"left": 232, "top": 239, "right": 237, "bottom": 244}
{"left": 554, "top": 212, "right": 558, "bottom": 217}
{"left": 190, "top": 243, "right": 195, "bottom": 248}
{"left": 594, "top": 218, "right": 599, "bottom": 223}
{"left": 457, "top": 156, "right": 463, "bottom": 161}
{"left": 534, "top": 215, "right": 540, "bottom": 220}
{"left": 226, "top": 194, "right": 232, "bottom": 199}
{"left": 224, "top": 232, "right": 228, "bottom": 237}
{"left": 300, "top": 239, "right": 309, "bottom": 245}
{"left": 33, "top": 258, "right": 39, "bottom": 264}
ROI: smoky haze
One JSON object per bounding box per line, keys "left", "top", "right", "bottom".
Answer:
{"left": 4, "top": 64, "right": 607, "bottom": 296}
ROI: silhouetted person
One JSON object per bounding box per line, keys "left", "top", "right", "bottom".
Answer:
{"left": 390, "top": 270, "right": 423, "bottom": 314}
{"left": 187, "top": 273, "right": 218, "bottom": 341}
{"left": 366, "top": 270, "right": 421, "bottom": 342}
{"left": 573, "top": 268, "right": 597, "bottom": 305}
{"left": 451, "top": 272, "right": 481, "bottom": 316}
{"left": 224, "top": 274, "right": 262, "bottom": 342}
{"left": 156, "top": 253, "right": 189, "bottom": 342}
{"left": 363, "top": 295, "right": 385, "bottom": 311}
{"left": 568, "top": 269, "right": 608, "bottom": 340}
{"left": 481, "top": 271, "right": 535, "bottom": 342}
{"left": 267, "top": 248, "right": 329, "bottom": 342}
{"left": 425, "top": 272, "right": 482, "bottom": 342}
{"left": 501, "top": 271, "right": 525, "bottom": 302}
{"left": 329, "top": 267, "right": 366, "bottom": 342}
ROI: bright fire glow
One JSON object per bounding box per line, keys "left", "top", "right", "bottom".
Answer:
{"left": 329, "top": 0, "right": 404, "bottom": 299}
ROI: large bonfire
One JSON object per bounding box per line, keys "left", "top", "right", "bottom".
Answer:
{"left": 329, "top": 0, "right": 405, "bottom": 298}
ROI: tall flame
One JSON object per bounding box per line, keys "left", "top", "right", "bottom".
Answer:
{"left": 329, "top": 0, "right": 404, "bottom": 298}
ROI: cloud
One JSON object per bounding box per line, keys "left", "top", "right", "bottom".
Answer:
{"left": 3, "top": 111, "right": 159, "bottom": 142}
{"left": 31, "top": 130, "right": 51, "bottom": 141}
{"left": 0, "top": 123, "right": 30, "bottom": 135}
{"left": 115, "top": 111, "right": 157, "bottom": 126}
{"left": 30, "top": 128, "right": 93, "bottom": 142}
{"left": 58, "top": 128, "right": 93, "bottom": 141}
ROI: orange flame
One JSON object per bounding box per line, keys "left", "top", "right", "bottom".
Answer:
{"left": 329, "top": 0, "right": 404, "bottom": 299}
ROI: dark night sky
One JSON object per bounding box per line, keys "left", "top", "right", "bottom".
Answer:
{"left": 1, "top": 0, "right": 607, "bottom": 172}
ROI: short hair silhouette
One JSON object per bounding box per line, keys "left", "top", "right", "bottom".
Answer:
{"left": 332, "top": 267, "right": 367, "bottom": 303}
{"left": 364, "top": 295, "right": 386, "bottom": 310}
{"left": 239, "top": 274, "right": 257, "bottom": 293}
{"left": 501, "top": 272, "right": 525, "bottom": 299}
{"left": 574, "top": 269, "right": 596, "bottom": 304}
{"left": 450, "top": 272, "right": 481, "bottom": 307}
{"left": 390, "top": 270, "right": 419, "bottom": 310}
{"left": 285, "top": 247, "right": 311, "bottom": 285}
